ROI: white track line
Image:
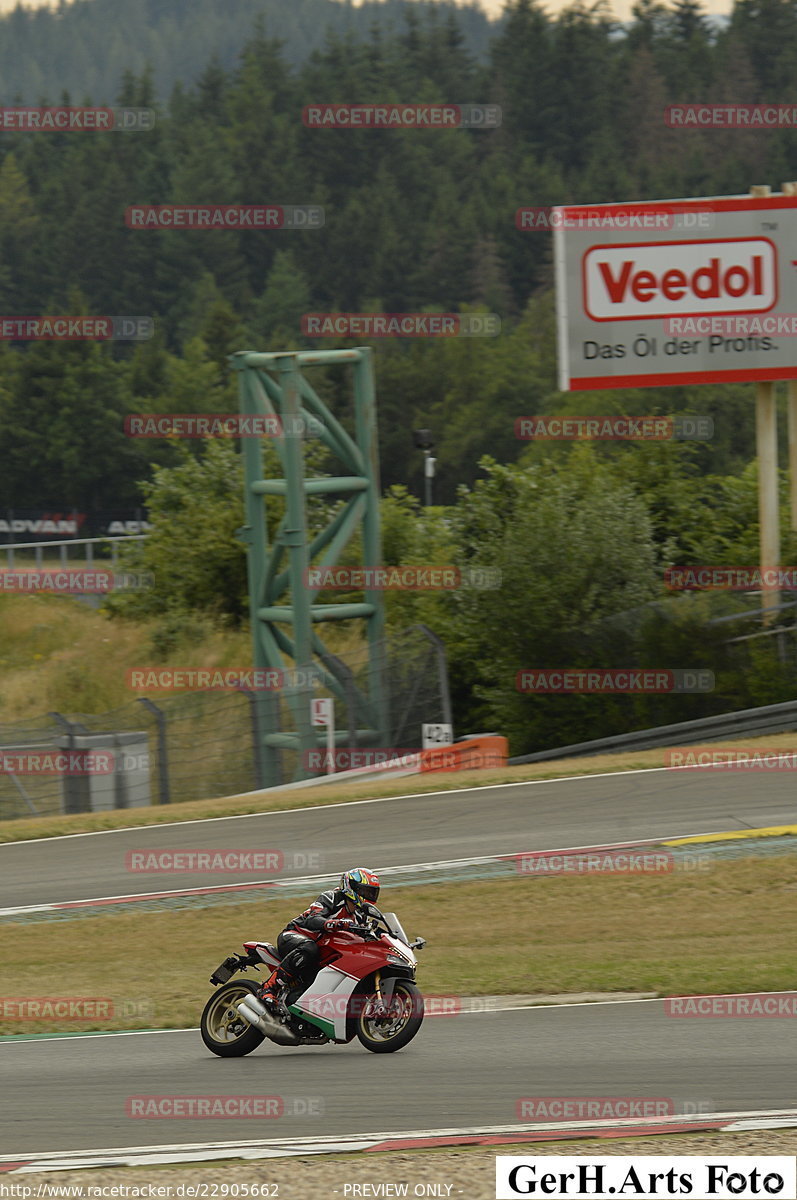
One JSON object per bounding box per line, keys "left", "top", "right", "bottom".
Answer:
{"left": 8, "top": 990, "right": 797, "bottom": 1044}
{"left": 0, "top": 1027, "right": 198, "bottom": 1044}
{"left": 0, "top": 765, "right": 678, "bottom": 848}
{"left": 0, "top": 999, "right": 663, "bottom": 1046}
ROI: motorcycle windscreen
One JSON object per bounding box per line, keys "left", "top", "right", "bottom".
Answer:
{"left": 380, "top": 911, "right": 410, "bottom": 945}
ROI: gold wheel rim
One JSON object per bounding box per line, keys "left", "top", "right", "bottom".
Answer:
{"left": 359, "top": 985, "right": 413, "bottom": 1042}
{"left": 207, "top": 985, "right": 253, "bottom": 1042}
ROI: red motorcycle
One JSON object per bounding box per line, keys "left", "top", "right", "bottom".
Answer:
{"left": 201, "top": 908, "right": 426, "bottom": 1054}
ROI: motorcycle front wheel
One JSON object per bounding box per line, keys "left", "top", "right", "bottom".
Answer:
{"left": 200, "top": 979, "right": 265, "bottom": 1057}
{"left": 355, "top": 979, "right": 424, "bottom": 1053}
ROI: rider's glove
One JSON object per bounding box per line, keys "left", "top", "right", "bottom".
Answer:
{"left": 324, "top": 917, "right": 356, "bottom": 932}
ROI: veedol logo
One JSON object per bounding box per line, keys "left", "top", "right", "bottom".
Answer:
{"left": 583, "top": 238, "right": 777, "bottom": 321}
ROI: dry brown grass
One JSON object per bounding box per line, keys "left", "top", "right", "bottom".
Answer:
{"left": 0, "top": 594, "right": 255, "bottom": 719}
{"left": 1, "top": 855, "right": 795, "bottom": 1035}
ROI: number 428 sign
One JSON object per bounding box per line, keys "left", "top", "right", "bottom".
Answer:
{"left": 422, "top": 723, "right": 453, "bottom": 749}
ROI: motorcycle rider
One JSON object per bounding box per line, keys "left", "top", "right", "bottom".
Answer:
{"left": 258, "top": 867, "right": 381, "bottom": 1008}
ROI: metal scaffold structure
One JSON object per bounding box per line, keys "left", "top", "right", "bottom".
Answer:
{"left": 231, "top": 348, "right": 388, "bottom": 787}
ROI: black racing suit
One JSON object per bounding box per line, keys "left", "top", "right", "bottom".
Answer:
{"left": 273, "top": 888, "right": 371, "bottom": 996}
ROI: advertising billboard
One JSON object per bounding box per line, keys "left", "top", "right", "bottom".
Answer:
{"left": 553, "top": 194, "right": 797, "bottom": 390}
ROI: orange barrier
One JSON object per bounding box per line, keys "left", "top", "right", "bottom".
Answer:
{"left": 420, "top": 735, "right": 508, "bottom": 773}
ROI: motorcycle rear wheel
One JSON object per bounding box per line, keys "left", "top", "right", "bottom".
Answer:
{"left": 201, "top": 980, "right": 265, "bottom": 1057}
{"left": 356, "top": 980, "right": 424, "bottom": 1053}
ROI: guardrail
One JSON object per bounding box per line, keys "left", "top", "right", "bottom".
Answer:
{"left": 508, "top": 699, "right": 797, "bottom": 764}
{"left": 2, "top": 534, "right": 147, "bottom": 569}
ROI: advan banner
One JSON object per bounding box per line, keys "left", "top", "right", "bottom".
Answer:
{"left": 553, "top": 194, "right": 797, "bottom": 390}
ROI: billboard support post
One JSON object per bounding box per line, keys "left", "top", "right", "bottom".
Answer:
{"left": 755, "top": 379, "right": 780, "bottom": 620}
{"left": 783, "top": 184, "right": 797, "bottom": 536}
{"left": 788, "top": 379, "right": 797, "bottom": 532}
{"left": 750, "top": 186, "right": 779, "bottom": 621}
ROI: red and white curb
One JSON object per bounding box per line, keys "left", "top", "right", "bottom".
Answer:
{"left": 2, "top": 1110, "right": 797, "bottom": 1173}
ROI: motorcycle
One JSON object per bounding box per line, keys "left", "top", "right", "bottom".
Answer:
{"left": 200, "top": 907, "right": 426, "bottom": 1055}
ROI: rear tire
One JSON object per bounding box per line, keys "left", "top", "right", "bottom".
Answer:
{"left": 201, "top": 980, "right": 265, "bottom": 1057}
{"left": 355, "top": 980, "right": 424, "bottom": 1053}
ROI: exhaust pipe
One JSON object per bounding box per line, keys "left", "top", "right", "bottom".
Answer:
{"left": 237, "top": 995, "right": 266, "bottom": 1020}
{"left": 236, "top": 995, "right": 273, "bottom": 1030}
{"left": 236, "top": 996, "right": 300, "bottom": 1045}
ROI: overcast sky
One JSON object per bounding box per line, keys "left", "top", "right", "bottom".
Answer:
{"left": 0, "top": 0, "right": 734, "bottom": 25}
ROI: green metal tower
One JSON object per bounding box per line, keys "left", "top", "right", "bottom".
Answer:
{"left": 232, "top": 348, "right": 388, "bottom": 787}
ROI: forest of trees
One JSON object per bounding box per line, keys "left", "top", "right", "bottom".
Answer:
{"left": 1, "top": 0, "right": 796, "bottom": 749}
{"left": 0, "top": 0, "right": 795, "bottom": 506}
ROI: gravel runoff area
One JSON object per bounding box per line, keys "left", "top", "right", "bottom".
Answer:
{"left": 7, "top": 1131, "right": 797, "bottom": 1200}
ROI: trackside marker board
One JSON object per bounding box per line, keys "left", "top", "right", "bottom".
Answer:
{"left": 553, "top": 194, "right": 797, "bottom": 390}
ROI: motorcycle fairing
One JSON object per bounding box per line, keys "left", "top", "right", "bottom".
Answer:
{"left": 287, "top": 930, "right": 418, "bottom": 1039}
{"left": 287, "top": 965, "right": 357, "bottom": 1040}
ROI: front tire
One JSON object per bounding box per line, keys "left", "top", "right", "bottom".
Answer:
{"left": 356, "top": 979, "right": 424, "bottom": 1053}
{"left": 201, "top": 980, "right": 265, "bottom": 1057}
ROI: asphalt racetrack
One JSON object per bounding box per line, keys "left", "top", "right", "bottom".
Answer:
{"left": 1, "top": 766, "right": 794, "bottom": 907}
{"left": 1, "top": 768, "right": 794, "bottom": 1158}
{"left": 2, "top": 1001, "right": 795, "bottom": 1154}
